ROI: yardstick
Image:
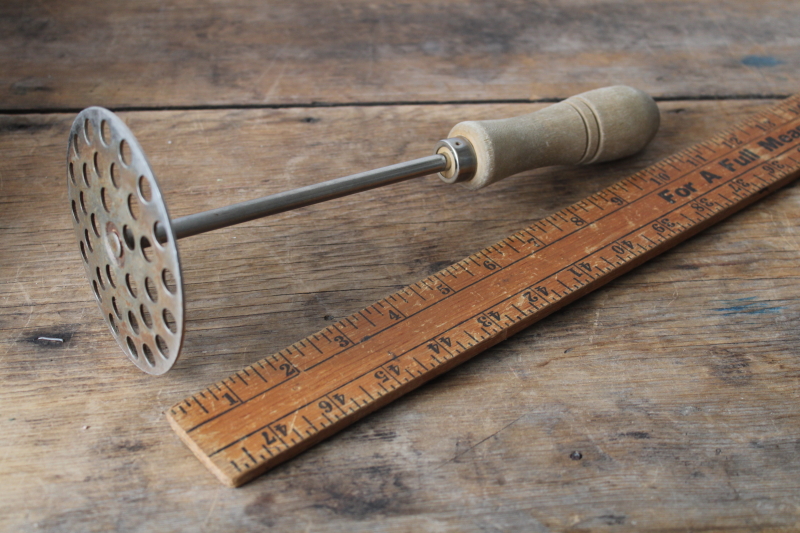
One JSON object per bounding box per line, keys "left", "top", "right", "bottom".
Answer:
{"left": 168, "top": 94, "right": 800, "bottom": 487}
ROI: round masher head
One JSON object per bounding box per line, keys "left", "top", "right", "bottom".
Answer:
{"left": 67, "top": 108, "right": 185, "bottom": 375}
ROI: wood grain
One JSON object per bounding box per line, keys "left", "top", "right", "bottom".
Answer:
{"left": 3, "top": 0, "right": 800, "bottom": 528}
{"left": 1, "top": 0, "right": 798, "bottom": 110}
{"left": 2, "top": 100, "right": 800, "bottom": 530}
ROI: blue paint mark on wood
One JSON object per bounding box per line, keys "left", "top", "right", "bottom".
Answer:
{"left": 741, "top": 55, "right": 784, "bottom": 68}
{"left": 712, "top": 296, "right": 783, "bottom": 316}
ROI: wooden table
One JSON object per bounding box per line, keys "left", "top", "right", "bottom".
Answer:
{"left": 2, "top": 1, "right": 799, "bottom": 530}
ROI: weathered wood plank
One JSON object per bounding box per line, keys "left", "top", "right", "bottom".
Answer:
{"left": 0, "top": 0, "right": 798, "bottom": 110}
{"left": 2, "top": 100, "right": 800, "bottom": 530}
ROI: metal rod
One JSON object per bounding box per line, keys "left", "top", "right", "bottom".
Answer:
{"left": 165, "top": 154, "right": 448, "bottom": 240}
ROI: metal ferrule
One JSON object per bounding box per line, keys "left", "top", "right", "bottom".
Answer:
{"left": 435, "top": 137, "right": 477, "bottom": 184}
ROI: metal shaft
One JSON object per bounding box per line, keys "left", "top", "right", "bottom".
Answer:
{"left": 165, "top": 154, "right": 447, "bottom": 240}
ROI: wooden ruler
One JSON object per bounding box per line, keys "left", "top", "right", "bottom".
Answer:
{"left": 168, "top": 95, "right": 800, "bottom": 487}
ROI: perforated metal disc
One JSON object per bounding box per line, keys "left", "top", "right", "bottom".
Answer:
{"left": 67, "top": 108, "right": 184, "bottom": 375}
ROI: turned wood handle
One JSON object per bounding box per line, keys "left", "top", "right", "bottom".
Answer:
{"left": 447, "top": 86, "right": 660, "bottom": 190}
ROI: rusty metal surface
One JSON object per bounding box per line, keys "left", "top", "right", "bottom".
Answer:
{"left": 67, "top": 108, "right": 184, "bottom": 375}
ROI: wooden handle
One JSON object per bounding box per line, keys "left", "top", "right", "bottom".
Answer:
{"left": 446, "top": 86, "right": 660, "bottom": 190}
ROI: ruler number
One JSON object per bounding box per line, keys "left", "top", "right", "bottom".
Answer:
{"left": 568, "top": 262, "right": 593, "bottom": 278}
{"left": 535, "top": 286, "right": 549, "bottom": 297}
{"left": 690, "top": 198, "right": 715, "bottom": 213}
{"left": 523, "top": 291, "right": 539, "bottom": 306}
{"left": 721, "top": 134, "right": 744, "bottom": 149}
{"left": 375, "top": 365, "right": 400, "bottom": 383}
{"left": 279, "top": 362, "right": 298, "bottom": 377}
{"left": 318, "top": 394, "right": 347, "bottom": 413}
{"left": 650, "top": 173, "right": 671, "bottom": 186}
{"left": 681, "top": 152, "right": 707, "bottom": 166}
{"left": 609, "top": 196, "right": 625, "bottom": 206}
{"left": 612, "top": 240, "right": 634, "bottom": 255}
{"left": 262, "top": 430, "right": 278, "bottom": 446}
{"left": 652, "top": 217, "right": 676, "bottom": 233}
{"left": 570, "top": 215, "right": 586, "bottom": 227}
{"left": 477, "top": 311, "right": 500, "bottom": 328}
{"left": 262, "top": 424, "right": 287, "bottom": 446}
{"left": 729, "top": 177, "right": 752, "bottom": 194}
{"left": 762, "top": 161, "right": 786, "bottom": 175}
{"left": 333, "top": 335, "right": 350, "bottom": 347}
{"left": 222, "top": 392, "right": 238, "bottom": 405}
{"left": 427, "top": 336, "right": 451, "bottom": 354}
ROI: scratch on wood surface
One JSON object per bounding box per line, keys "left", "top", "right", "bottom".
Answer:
{"left": 203, "top": 487, "right": 222, "bottom": 527}
{"left": 438, "top": 411, "right": 529, "bottom": 468}
{"left": 1, "top": 274, "right": 36, "bottom": 358}
{"left": 263, "top": 61, "right": 289, "bottom": 100}
{"left": 254, "top": 45, "right": 287, "bottom": 97}
{"left": 775, "top": 209, "right": 800, "bottom": 250}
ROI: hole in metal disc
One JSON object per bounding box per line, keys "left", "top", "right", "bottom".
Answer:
{"left": 112, "top": 296, "right": 122, "bottom": 319}
{"left": 101, "top": 187, "right": 110, "bottom": 213}
{"left": 79, "top": 191, "right": 88, "bottom": 214}
{"left": 80, "top": 241, "right": 88, "bottom": 263}
{"left": 122, "top": 225, "right": 135, "bottom": 250}
{"left": 138, "top": 176, "right": 153, "bottom": 203}
{"left": 126, "top": 273, "right": 138, "bottom": 298}
{"left": 119, "top": 139, "right": 131, "bottom": 166}
{"left": 84, "top": 118, "right": 94, "bottom": 144}
{"left": 155, "top": 335, "right": 169, "bottom": 358}
{"left": 84, "top": 229, "right": 94, "bottom": 252}
{"left": 141, "top": 236, "right": 154, "bottom": 262}
{"left": 162, "top": 268, "right": 177, "bottom": 294}
{"left": 140, "top": 304, "right": 153, "bottom": 328}
{"left": 126, "top": 336, "right": 138, "bottom": 359}
{"left": 90, "top": 213, "right": 101, "bottom": 237}
{"left": 72, "top": 133, "right": 80, "bottom": 156}
{"left": 92, "top": 280, "right": 102, "bottom": 302}
{"left": 95, "top": 266, "right": 105, "bottom": 289}
{"left": 82, "top": 162, "right": 90, "bottom": 187}
{"left": 154, "top": 221, "right": 168, "bottom": 246}
{"left": 110, "top": 162, "right": 120, "bottom": 188}
{"left": 142, "top": 343, "right": 155, "bottom": 366}
{"left": 162, "top": 308, "right": 177, "bottom": 334}
{"left": 93, "top": 152, "right": 101, "bottom": 178}
{"left": 109, "top": 313, "right": 118, "bottom": 334}
{"left": 127, "top": 194, "right": 141, "bottom": 220}
{"left": 144, "top": 277, "right": 158, "bottom": 302}
{"left": 71, "top": 200, "right": 79, "bottom": 223}
{"left": 128, "top": 310, "right": 140, "bottom": 334}
{"left": 100, "top": 120, "right": 110, "bottom": 146}
{"left": 69, "top": 162, "right": 76, "bottom": 185}
{"left": 106, "top": 264, "right": 117, "bottom": 288}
